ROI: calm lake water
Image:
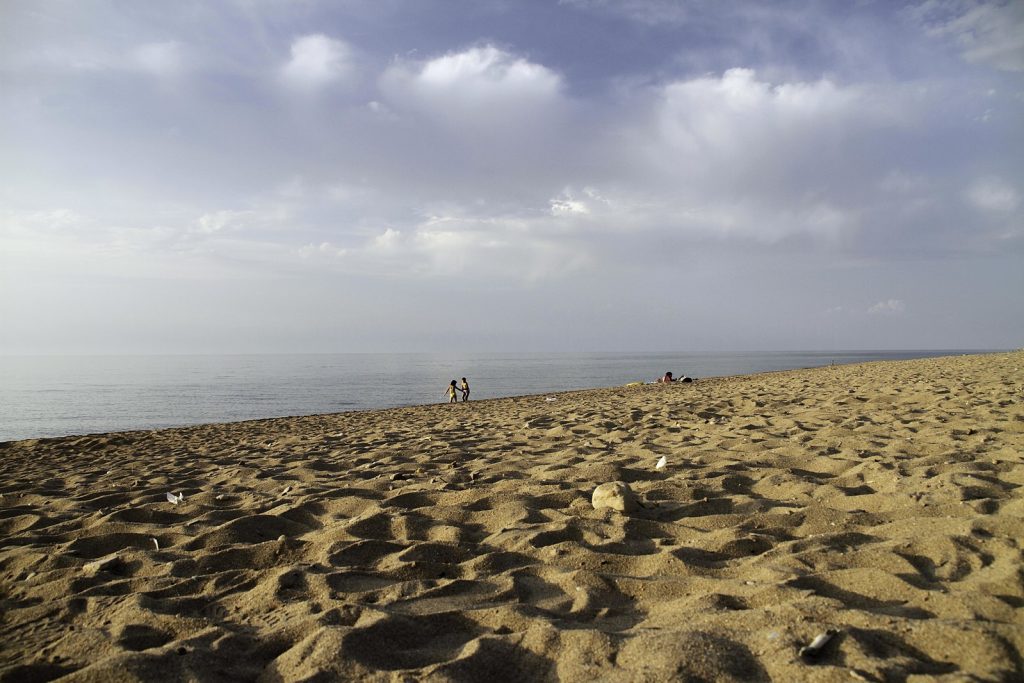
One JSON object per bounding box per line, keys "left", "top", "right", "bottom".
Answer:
{"left": 0, "top": 350, "right": 987, "bottom": 442}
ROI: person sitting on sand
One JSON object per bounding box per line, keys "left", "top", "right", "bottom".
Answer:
{"left": 658, "top": 372, "right": 675, "bottom": 383}
{"left": 461, "top": 377, "right": 470, "bottom": 402}
{"left": 445, "top": 380, "right": 459, "bottom": 403}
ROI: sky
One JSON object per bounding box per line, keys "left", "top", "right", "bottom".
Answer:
{"left": 1, "top": 0, "right": 1022, "bottom": 354}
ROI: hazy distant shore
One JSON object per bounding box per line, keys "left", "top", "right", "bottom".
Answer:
{"left": 1, "top": 351, "right": 1022, "bottom": 680}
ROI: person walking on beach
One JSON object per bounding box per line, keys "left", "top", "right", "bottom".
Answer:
{"left": 445, "top": 380, "right": 459, "bottom": 403}
{"left": 460, "top": 377, "right": 470, "bottom": 402}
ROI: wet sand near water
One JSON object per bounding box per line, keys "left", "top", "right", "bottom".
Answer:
{"left": 1, "top": 352, "right": 1022, "bottom": 681}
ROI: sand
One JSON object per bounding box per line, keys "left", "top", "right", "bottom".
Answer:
{"left": 1, "top": 352, "right": 1022, "bottom": 682}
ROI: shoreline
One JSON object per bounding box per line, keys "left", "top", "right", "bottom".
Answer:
{"left": 1, "top": 351, "right": 1022, "bottom": 680}
{"left": 1, "top": 350, "right": 1001, "bottom": 446}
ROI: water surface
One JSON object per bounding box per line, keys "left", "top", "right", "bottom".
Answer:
{"left": 0, "top": 350, "right": 988, "bottom": 441}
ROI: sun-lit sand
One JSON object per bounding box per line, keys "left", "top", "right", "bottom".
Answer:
{"left": 1, "top": 352, "right": 1022, "bottom": 681}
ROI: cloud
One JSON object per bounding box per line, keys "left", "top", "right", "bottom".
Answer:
{"left": 916, "top": 0, "right": 1024, "bottom": 72}
{"left": 10, "top": 40, "right": 191, "bottom": 77}
{"left": 966, "top": 176, "right": 1020, "bottom": 212}
{"left": 132, "top": 41, "right": 187, "bottom": 77}
{"left": 193, "top": 210, "right": 255, "bottom": 234}
{"left": 867, "top": 299, "right": 906, "bottom": 315}
{"left": 550, "top": 197, "right": 589, "bottom": 216}
{"left": 280, "top": 34, "right": 353, "bottom": 88}
{"left": 297, "top": 241, "right": 347, "bottom": 259}
{"left": 372, "top": 227, "right": 403, "bottom": 250}
{"left": 0, "top": 209, "right": 87, "bottom": 235}
{"left": 380, "top": 45, "right": 564, "bottom": 127}
{"left": 654, "top": 68, "right": 887, "bottom": 162}
{"left": 321, "top": 204, "right": 593, "bottom": 282}
{"left": 416, "top": 45, "right": 560, "bottom": 98}
{"left": 549, "top": 187, "right": 613, "bottom": 217}
{"left": 591, "top": 68, "right": 913, "bottom": 244}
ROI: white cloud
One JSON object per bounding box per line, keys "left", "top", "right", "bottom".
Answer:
{"left": 380, "top": 45, "right": 563, "bottom": 127}
{"left": 867, "top": 299, "right": 906, "bottom": 315}
{"left": 966, "top": 176, "right": 1019, "bottom": 212}
{"left": 193, "top": 210, "right": 254, "bottom": 234}
{"left": 416, "top": 45, "right": 559, "bottom": 95}
{"left": 655, "top": 68, "right": 878, "bottom": 160}
{"left": 917, "top": 0, "right": 1024, "bottom": 72}
{"left": 592, "top": 68, "right": 899, "bottom": 243}
{"left": 549, "top": 187, "right": 614, "bottom": 217}
{"left": 328, "top": 204, "right": 593, "bottom": 282}
{"left": 550, "top": 197, "right": 589, "bottom": 216}
{"left": 571, "top": 67, "right": 964, "bottom": 249}
{"left": 372, "top": 227, "right": 402, "bottom": 250}
{"left": 280, "top": 34, "right": 353, "bottom": 88}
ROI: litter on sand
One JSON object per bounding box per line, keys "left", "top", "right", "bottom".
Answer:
{"left": 165, "top": 492, "right": 185, "bottom": 505}
{"left": 151, "top": 537, "right": 159, "bottom": 550}
{"left": 655, "top": 456, "right": 667, "bottom": 470}
{"left": 545, "top": 397, "right": 558, "bottom": 402}
{"left": 799, "top": 629, "right": 838, "bottom": 658}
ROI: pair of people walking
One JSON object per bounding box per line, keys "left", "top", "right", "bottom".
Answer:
{"left": 445, "top": 377, "right": 470, "bottom": 403}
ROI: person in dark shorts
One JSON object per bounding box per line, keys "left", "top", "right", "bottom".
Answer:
{"left": 461, "top": 377, "right": 470, "bottom": 402}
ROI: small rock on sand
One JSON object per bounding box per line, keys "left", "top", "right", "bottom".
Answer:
{"left": 592, "top": 481, "right": 639, "bottom": 513}
{"left": 83, "top": 553, "right": 124, "bottom": 576}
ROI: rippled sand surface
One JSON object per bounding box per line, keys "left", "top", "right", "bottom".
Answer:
{"left": 2, "top": 352, "right": 1022, "bottom": 681}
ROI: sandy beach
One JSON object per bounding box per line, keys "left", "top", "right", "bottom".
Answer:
{"left": 1, "top": 351, "right": 1022, "bottom": 681}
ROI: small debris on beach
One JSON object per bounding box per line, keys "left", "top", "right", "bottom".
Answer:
{"left": 591, "top": 481, "right": 639, "bottom": 513}
{"left": 165, "top": 492, "right": 184, "bottom": 505}
{"left": 799, "top": 629, "right": 838, "bottom": 659}
{"left": 655, "top": 455, "right": 667, "bottom": 470}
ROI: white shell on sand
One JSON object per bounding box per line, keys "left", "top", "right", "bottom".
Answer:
{"left": 655, "top": 456, "right": 667, "bottom": 470}
{"left": 165, "top": 492, "right": 184, "bottom": 505}
{"left": 591, "top": 481, "right": 639, "bottom": 513}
